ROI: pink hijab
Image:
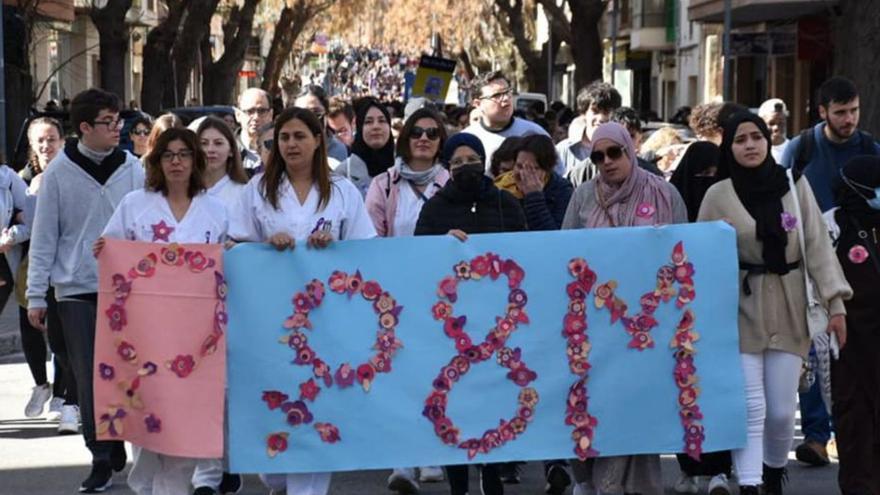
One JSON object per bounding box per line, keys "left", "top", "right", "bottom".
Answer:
{"left": 586, "top": 122, "right": 677, "bottom": 228}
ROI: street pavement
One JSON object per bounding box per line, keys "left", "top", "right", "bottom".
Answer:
{"left": 1, "top": 358, "right": 841, "bottom": 494}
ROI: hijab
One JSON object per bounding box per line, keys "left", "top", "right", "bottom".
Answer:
{"left": 586, "top": 122, "right": 677, "bottom": 228}
{"left": 717, "top": 111, "right": 797, "bottom": 274}
{"left": 670, "top": 141, "right": 721, "bottom": 222}
{"left": 351, "top": 99, "right": 395, "bottom": 177}
{"left": 837, "top": 155, "right": 880, "bottom": 223}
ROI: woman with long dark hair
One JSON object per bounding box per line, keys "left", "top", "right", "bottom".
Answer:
{"left": 335, "top": 97, "right": 396, "bottom": 196}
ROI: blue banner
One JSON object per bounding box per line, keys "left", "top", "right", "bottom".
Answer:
{"left": 226, "top": 223, "right": 746, "bottom": 473}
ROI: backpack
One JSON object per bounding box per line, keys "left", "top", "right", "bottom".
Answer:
{"left": 793, "top": 127, "right": 878, "bottom": 173}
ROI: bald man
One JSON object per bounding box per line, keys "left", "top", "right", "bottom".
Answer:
{"left": 238, "top": 88, "right": 274, "bottom": 171}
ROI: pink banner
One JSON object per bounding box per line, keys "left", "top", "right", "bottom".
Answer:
{"left": 94, "top": 239, "right": 226, "bottom": 458}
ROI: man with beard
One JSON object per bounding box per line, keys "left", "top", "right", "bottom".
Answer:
{"left": 782, "top": 76, "right": 880, "bottom": 468}
{"left": 783, "top": 77, "right": 880, "bottom": 212}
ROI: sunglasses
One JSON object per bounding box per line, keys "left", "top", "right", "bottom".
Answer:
{"left": 131, "top": 128, "right": 151, "bottom": 136}
{"left": 590, "top": 146, "right": 626, "bottom": 164}
{"left": 410, "top": 126, "right": 440, "bottom": 141}
{"left": 262, "top": 138, "right": 274, "bottom": 151}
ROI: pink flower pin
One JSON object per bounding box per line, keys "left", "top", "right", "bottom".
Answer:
{"left": 848, "top": 244, "right": 869, "bottom": 264}
{"left": 636, "top": 202, "right": 656, "bottom": 218}
{"left": 151, "top": 220, "right": 174, "bottom": 242}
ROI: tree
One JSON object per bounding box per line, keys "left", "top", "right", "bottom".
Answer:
{"left": 492, "top": 0, "right": 561, "bottom": 94}
{"left": 201, "top": 0, "right": 262, "bottom": 105}
{"left": 172, "top": 0, "right": 220, "bottom": 106}
{"left": 536, "top": 0, "right": 606, "bottom": 90}
{"left": 833, "top": 0, "right": 880, "bottom": 136}
{"left": 261, "top": 0, "right": 335, "bottom": 95}
{"left": 141, "top": 0, "right": 187, "bottom": 115}
{"left": 89, "top": 0, "right": 134, "bottom": 100}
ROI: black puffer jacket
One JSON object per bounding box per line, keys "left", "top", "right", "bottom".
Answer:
{"left": 415, "top": 176, "right": 527, "bottom": 235}
{"left": 521, "top": 172, "right": 573, "bottom": 231}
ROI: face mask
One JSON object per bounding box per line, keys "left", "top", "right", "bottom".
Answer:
{"left": 840, "top": 171, "right": 880, "bottom": 210}
{"left": 452, "top": 163, "right": 484, "bottom": 194}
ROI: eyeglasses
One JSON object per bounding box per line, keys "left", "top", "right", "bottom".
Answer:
{"left": 590, "top": 146, "right": 626, "bottom": 164}
{"left": 160, "top": 150, "right": 194, "bottom": 162}
{"left": 243, "top": 107, "right": 270, "bottom": 117}
{"left": 92, "top": 118, "right": 124, "bottom": 129}
{"left": 410, "top": 126, "right": 440, "bottom": 140}
{"left": 480, "top": 88, "right": 513, "bottom": 103}
{"left": 131, "top": 128, "right": 151, "bottom": 136}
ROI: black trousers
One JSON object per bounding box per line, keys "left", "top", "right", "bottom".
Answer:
{"left": 58, "top": 300, "right": 122, "bottom": 465}
{"left": 446, "top": 464, "right": 503, "bottom": 495}
{"left": 831, "top": 327, "right": 880, "bottom": 495}
{"left": 18, "top": 288, "right": 75, "bottom": 403}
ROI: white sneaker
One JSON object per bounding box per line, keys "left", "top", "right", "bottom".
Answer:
{"left": 388, "top": 468, "right": 419, "bottom": 494}
{"left": 48, "top": 397, "right": 65, "bottom": 418}
{"left": 708, "top": 473, "right": 731, "bottom": 495}
{"left": 673, "top": 473, "right": 699, "bottom": 494}
{"left": 58, "top": 405, "right": 80, "bottom": 434}
{"left": 24, "top": 383, "right": 52, "bottom": 418}
{"left": 418, "top": 466, "right": 444, "bottom": 483}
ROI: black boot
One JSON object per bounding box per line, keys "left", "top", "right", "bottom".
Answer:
{"left": 762, "top": 464, "right": 787, "bottom": 495}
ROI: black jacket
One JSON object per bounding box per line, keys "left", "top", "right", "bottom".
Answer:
{"left": 415, "top": 176, "right": 527, "bottom": 236}
{"left": 521, "top": 172, "right": 573, "bottom": 231}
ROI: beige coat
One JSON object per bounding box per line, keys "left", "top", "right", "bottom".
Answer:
{"left": 698, "top": 177, "right": 852, "bottom": 358}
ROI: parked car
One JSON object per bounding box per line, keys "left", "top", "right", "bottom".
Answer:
{"left": 515, "top": 92, "right": 547, "bottom": 114}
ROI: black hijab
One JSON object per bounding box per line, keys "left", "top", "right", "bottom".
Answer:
{"left": 670, "top": 141, "right": 721, "bottom": 222}
{"left": 837, "top": 155, "right": 880, "bottom": 223}
{"left": 351, "top": 98, "right": 395, "bottom": 177}
{"left": 718, "top": 111, "right": 798, "bottom": 274}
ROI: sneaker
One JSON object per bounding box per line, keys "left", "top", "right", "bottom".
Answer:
{"left": 707, "top": 473, "right": 731, "bottom": 495}
{"left": 79, "top": 463, "right": 112, "bottom": 493}
{"left": 219, "top": 472, "right": 243, "bottom": 494}
{"left": 193, "top": 488, "right": 218, "bottom": 495}
{"left": 25, "top": 383, "right": 52, "bottom": 418}
{"left": 673, "top": 473, "right": 698, "bottom": 494}
{"left": 48, "top": 397, "right": 65, "bottom": 417}
{"left": 795, "top": 440, "right": 830, "bottom": 466}
{"left": 545, "top": 464, "right": 571, "bottom": 495}
{"left": 418, "top": 466, "right": 444, "bottom": 483}
{"left": 58, "top": 405, "right": 80, "bottom": 434}
{"left": 388, "top": 469, "right": 420, "bottom": 494}
{"left": 111, "top": 442, "right": 127, "bottom": 472}
{"left": 499, "top": 462, "right": 522, "bottom": 484}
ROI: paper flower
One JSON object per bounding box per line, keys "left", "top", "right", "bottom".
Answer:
{"left": 99, "top": 363, "right": 115, "bottom": 381}
{"left": 849, "top": 244, "right": 869, "bottom": 264}
{"left": 781, "top": 212, "right": 798, "bottom": 232}
{"left": 144, "top": 414, "right": 161, "bottom": 433}
{"left": 267, "top": 432, "right": 289, "bottom": 457}
{"left": 151, "top": 220, "right": 174, "bottom": 242}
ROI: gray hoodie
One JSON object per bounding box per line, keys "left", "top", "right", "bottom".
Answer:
{"left": 26, "top": 145, "right": 144, "bottom": 309}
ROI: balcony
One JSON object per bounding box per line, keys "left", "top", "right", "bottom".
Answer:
{"left": 688, "top": 0, "right": 836, "bottom": 24}
{"left": 3, "top": 0, "right": 75, "bottom": 23}
{"left": 630, "top": 0, "right": 674, "bottom": 50}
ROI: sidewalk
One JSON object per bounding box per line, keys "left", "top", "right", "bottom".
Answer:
{"left": 0, "top": 361, "right": 840, "bottom": 494}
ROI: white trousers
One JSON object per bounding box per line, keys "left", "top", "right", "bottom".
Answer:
{"left": 192, "top": 459, "right": 223, "bottom": 489}
{"left": 260, "top": 472, "right": 332, "bottom": 495}
{"left": 733, "top": 351, "right": 801, "bottom": 486}
{"left": 127, "top": 446, "right": 199, "bottom": 495}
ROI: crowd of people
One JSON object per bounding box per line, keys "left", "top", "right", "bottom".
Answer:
{"left": 5, "top": 70, "right": 879, "bottom": 495}
{"left": 310, "top": 45, "right": 415, "bottom": 102}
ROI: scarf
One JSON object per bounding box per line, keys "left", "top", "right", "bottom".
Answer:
{"left": 351, "top": 99, "right": 395, "bottom": 177}
{"left": 669, "top": 141, "right": 721, "bottom": 222}
{"left": 493, "top": 170, "right": 550, "bottom": 199}
{"left": 586, "top": 123, "right": 677, "bottom": 228}
{"left": 395, "top": 157, "right": 443, "bottom": 186}
{"left": 718, "top": 111, "right": 796, "bottom": 274}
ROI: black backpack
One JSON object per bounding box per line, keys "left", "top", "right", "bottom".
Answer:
{"left": 793, "top": 127, "right": 878, "bottom": 173}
